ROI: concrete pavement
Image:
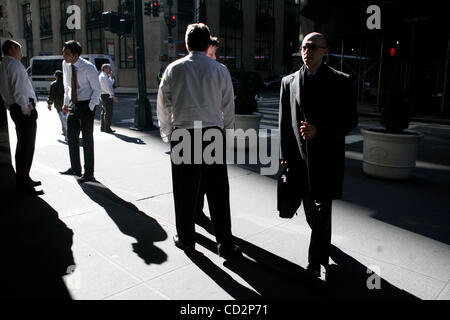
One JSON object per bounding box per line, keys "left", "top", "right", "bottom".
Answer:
{"left": 1, "top": 97, "right": 450, "bottom": 300}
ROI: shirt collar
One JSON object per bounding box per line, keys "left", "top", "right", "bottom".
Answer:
{"left": 72, "top": 57, "right": 82, "bottom": 68}
{"left": 189, "top": 51, "right": 207, "bottom": 57}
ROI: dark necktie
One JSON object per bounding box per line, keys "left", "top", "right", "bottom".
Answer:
{"left": 71, "top": 64, "right": 78, "bottom": 104}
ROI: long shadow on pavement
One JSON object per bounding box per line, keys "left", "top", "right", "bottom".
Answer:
{"left": 112, "top": 133, "right": 146, "bottom": 145}
{"left": 0, "top": 165, "right": 75, "bottom": 300}
{"left": 195, "top": 227, "right": 417, "bottom": 300}
{"left": 192, "top": 233, "right": 335, "bottom": 300}
{"left": 78, "top": 180, "right": 168, "bottom": 265}
{"left": 343, "top": 156, "right": 450, "bottom": 245}
{"left": 326, "top": 245, "right": 418, "bottom": 300}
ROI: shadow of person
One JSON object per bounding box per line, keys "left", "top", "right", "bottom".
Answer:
{"left": 185, "top": 250, "right": 262, "bottom": 299}
{"left": 194, "top": 233, "right": 336, "bottom": 300}
{"left": 326, "top": 245, "right": 419, "bottom": 300}
{"left": 0, "top": 171, "right": 75, "bottom": 299}
{"left": 78, "top": 180, "right": 167, "bottom": 265}
{"left": 113, "top": 133, "right": 146, "bottom": 145}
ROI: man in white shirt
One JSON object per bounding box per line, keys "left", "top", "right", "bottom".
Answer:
{"left": 157, "top": 23, "right": 241, "bottom": 259}
{"left": 60, "top": 40, "right": 101, "bottom": 182}
{"left": 0, "top": 40, "right": 41, "bottom": 195}
{"left": 99, "top": 64, "right": 118, "bottom": 133}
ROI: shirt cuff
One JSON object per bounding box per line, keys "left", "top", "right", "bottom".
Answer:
{"left": 89, "top": 102, "right": 96, "bottom": 111}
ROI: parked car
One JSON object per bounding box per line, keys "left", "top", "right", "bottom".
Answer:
{"left": 29, "top": 54, "right": 116, "bottom": 94}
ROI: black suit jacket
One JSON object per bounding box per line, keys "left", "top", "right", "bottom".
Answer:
{"left": 279, "top": 63, "right": 358, "bottom": 199}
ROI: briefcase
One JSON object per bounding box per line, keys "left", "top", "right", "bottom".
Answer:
{"left": 277, "top": 166, "right": 303, "bottom": 219}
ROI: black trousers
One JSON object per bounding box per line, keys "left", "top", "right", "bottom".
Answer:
{"left": 303, "top": 194, "right": 332, "bottom": 267}
{"left": 170, "top": 127, "right": 233, "bottom": 248}
{"left": 67, "top": 101, "right": 95, "bottom": 176}
{"left": 100, "top": 94, "right": 113, "bottom": 131}
{"left": 9, "top": 104, "right": 37, "bottom": 186}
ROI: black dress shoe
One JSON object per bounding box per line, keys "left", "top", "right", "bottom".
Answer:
{"left": 27, "top": 179, "right": 42, "bottom": 187}
{"left": 105, "top": 129, "right": 116, "bottom": 133}
{"left": 217, "top": 244, "right": 243, "bottom": 259}
{"left": 17, "top": 185, "right": 44, "bottom": 196}
{"left": 78, "top": 174, "right": 96, "bottom": 183}
{"left": 306, "top": 263, "right": 321, "bottom": 278}
{"left": 60, "top": 168, "right": 82, "bottom": 176}
{"left": 173, "top": 235, "right": 195, "bottom": 252}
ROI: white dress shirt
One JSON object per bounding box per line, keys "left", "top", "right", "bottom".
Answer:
{"left": 0, "top": 56, "right": 37, "bottom": 115}
{"left": 157, "top": 51, "right": 235, "bottom": 142}
{"left": 63, "top": 57, "right": 101, "bottom": 111}
{"left": 99, "top": 71, "right": 115, "bottom": 96}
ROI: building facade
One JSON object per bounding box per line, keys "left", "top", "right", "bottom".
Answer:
{"left": 0, "top": 0, "right": 301, "bottom": 89}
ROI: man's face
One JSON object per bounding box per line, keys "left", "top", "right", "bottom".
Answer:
{"left": 9, "top": 45, "right": 23, "bottom": 61}
{"left": 104, "top": 67, "right": 111, "bottom": 74}
{"left": 301, "top": 36, "right": 328, "bottom": 69}
{"left": 206, "top": 45, "right": 218, "bottom": 60}
{"left": 62, "top": 48, "right": 78, "bottom": 64}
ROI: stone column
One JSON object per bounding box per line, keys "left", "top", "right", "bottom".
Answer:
{"left": 31, "top": 0, "right": 41, "bottom": 55}
{"left": 51, "top": 0, "right": 61, "bottom": 54}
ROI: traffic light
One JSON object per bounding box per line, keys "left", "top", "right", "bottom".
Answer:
{"left": 165, "top": 14, "right": 176, "bottom": 27}
{"left": 103, "top": 11, "right": 120, "bottom": 34}
{"left": 159, "top": 54, "right": 167, "bottom": 62}
{"left": 153, "top": 0, "right": 160, "bottom": 17}
{"left": 144, "top": 1, "right": 152, "bottom": 16}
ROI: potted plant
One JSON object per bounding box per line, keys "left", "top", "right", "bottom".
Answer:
{"left": 361, "top": 59, "right": 424, "bottom": 179}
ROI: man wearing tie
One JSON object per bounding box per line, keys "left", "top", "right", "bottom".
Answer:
{"left": 60, "top": 40, "right": 101, "bottom": 182}
{"left": 0, "top": 40, "right": 41, "bottom": 195}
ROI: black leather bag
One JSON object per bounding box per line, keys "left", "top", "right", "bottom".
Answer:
{"left": 277, "top": 166, "right": 303, "bottom": 219}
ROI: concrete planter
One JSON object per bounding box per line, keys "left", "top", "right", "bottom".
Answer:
{"left": 233, "top": 113, "right": 263, "bottom": 151}
{"left": 361, "top": 128, "right": 424, "bottom": 179}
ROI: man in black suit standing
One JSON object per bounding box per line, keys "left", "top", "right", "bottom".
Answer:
{"left": 279, "top": 32, "right": 358, "bottom": 278}
{"left": 60, "top": 40, "right": 101, "bottom": 182}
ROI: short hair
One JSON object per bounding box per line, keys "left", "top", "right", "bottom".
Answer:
{"left": 101, "top": 63, "right": 111, "bottom": 71}
{"left": 185, "top": 23, "right": 210, "bottom": 52}
{"left": 63, "top": 40, "right": 82, "bottom": 56}
{"left": 2, "top": 39, "right": 21, "bottom": 57}
{"left": 54, "top": 70, "right": 63, "bottom": 78}
{"left": 209, "top": 36, "right": 219, "bottom": 47}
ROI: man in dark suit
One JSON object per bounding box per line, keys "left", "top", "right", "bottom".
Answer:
{"left": 279, "top": 32, "right": 358, "bottom": 278}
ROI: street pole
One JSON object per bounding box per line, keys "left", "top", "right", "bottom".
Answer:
{"left": 376, "top": 37, "right": 384, "bottom": 107}
{"left": 167, "top": 0, "right": 174, "bottom": 63}
{"left": 132, "top": 0, "right": 154, "bottom": 130}
{"left": 441, "top": 38, "right": 450, "bottom": 115}
{"left": 194, "top": 0, "right": 200, "bottom": 23}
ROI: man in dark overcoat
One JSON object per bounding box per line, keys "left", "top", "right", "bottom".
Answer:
{"left": 279, "top": 32, "right": 358, "bottom": 278}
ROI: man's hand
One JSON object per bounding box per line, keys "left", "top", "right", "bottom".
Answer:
{"left": 112, "top": 96, "right": 119, "bottom": 103}
{"left": 300, "top": 121, "right": 317, "bottom": 140}
{"left": 62, "top": 105, "right": 70, "bottom": 114}
{"left": 27, "top": 104, "right": 32, "bottom": 117}
{"left": 48, "top": 104, "right": 52, "bottom": 111}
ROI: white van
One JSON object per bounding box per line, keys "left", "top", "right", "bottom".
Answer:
{"left": 29, "top": 54, "right": 116, "bottom": 94}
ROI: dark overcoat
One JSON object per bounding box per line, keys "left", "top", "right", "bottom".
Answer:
{"left": 279, "top": 63, "right": 358, "bottom": 199}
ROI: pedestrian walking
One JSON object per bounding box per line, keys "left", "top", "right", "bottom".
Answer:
{"left": 206, "top": 36, "right": 219, "bottom": 60}
{"left": 99, "top": 63, "right": 118, "bottom": 133}
{"left": 279, "top": 32, "right": 358, "bottom": 278}
{"left": 0, "top": 39, "right": 42, "bottom": 195}
{"left": 47, "top": 70, "right": 67, "bottom": 141}
{"left": 59, "top": 40, "right": 101, "bottom": 183}
{"left": 157, "top": 23, "right": 241, "bottom": 259}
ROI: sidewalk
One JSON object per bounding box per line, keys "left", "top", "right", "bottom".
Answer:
{"left": 1, "top": 102, "right": 450, "bottom": 300}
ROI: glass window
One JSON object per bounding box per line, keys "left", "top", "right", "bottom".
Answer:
{"left": 118, "top": 0, "right": 135, "bottom": 69}
{"left": 23, "top": 3, "right": 33, "bottom": 64}
{"left": 119, "top": 36, "right": 136, "bottom": 69}
{"left": 86, "top": 27, "right": 105, "bottom": 54}
{"left": 39, "top": 0, "right": 52, "bottom": 38}
{"left": 31, "top": 59, "right": 64, "bottom": 76}
{"left": 218, "top": 25, "right": 242, "bottom": 70}
{"left": 86, "top": 0, "right": 103, "bottom": 25}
